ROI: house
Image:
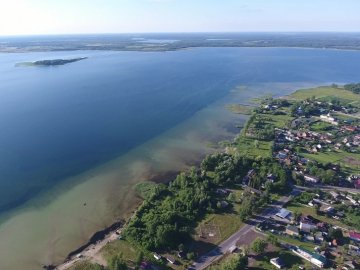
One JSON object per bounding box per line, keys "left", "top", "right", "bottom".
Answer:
{"left": 277, "top": 152, "right": 287, "bottom": 160}
{"left": 329, "top": 191, "right": 340, "bottom": 199}
{"left": 322, "top": 206, "right": 336, "bottom": 215}
{"left": 344, "top": 126, "right": 357, "bottom": 132}
{"left": 276, "top": 208, "right": 292, "bottom": 219}
{"left": 346, "top": 195, "right": 359, "bottom": 206}
{"left": 300, "top": 221, "right": 316, "bottom": 233}
{"left": 305, "top": 234, "right": 315, "bottom": 242}
{"left": 304, "top": 174, "right": 320, "bottom": 183}
{"left": 286, "top": 225, "right": 299, "bottom": 237}
{"left": 320, "top": 113, "right": 338, "bottom": 125}
{"left": 292, "top": 247, "right": 327, "bottom": 268}
{"left": 349, "top": 231, "right": 360, "bottom": 242}
{"left": 270, "top": 257, "right": 285, "bottom": 269}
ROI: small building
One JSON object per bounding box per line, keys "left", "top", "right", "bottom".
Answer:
{"left": 292, "top": 247, "right": 327, "bottom": 268}
{"left": 305, "top": 234, "right": 315, "bottom": 242}
{"left": 300, "top": 221, "right": 316, "bottom": 233}
{"left": 329, "top": 191, "right": 340, "bottom": 199}
{"left": 270, "top": 257, "right": 284, "bottom": 269}
{"left": 286, "top": 225, "right": 299, "bottom": 237}
{"left": 304, "top": 175, "right": 320, "bottom": 183}
{"left": 166, "top": 256, "right": 176, "bottom": 264}
{"left": 153, "top": 253, "right": 162, "bottom": 260}
{"left": 276, "top": 208, "right": 292, "bottom": 219}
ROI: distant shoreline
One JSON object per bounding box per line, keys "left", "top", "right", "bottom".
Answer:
{"left": 2, "top": 32, "right": 360, "bottom": 53}
{"left": 3, "top": 45, "right": 360, "bottom": 54}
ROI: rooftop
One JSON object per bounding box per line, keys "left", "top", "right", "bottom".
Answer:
{"left": 276, "top": 208, "right": 291, "bottom": 219}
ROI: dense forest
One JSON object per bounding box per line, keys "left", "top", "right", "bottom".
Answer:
{"left": 123, "top": 154, "right": 289, "bottom": 251}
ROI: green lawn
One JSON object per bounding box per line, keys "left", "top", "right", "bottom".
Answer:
{"left": 69, "top": 262, "right": 103, "bottom": 270}
{"left": 261, "top": 113, "right": 294, "bottom": 129}
{"left": 195, "top": 211, "right": 244, "bottom": 245}
{"left": 236, "top": 136, "right": 272, "bottom": 158}
{"left": 301, "top": 150, "right": 360, "bottom": 174}
{"left": 289, "top": 86, "right": 360, "bottom": 107}
{"left": 309, "top": 121, "right": 334, "bottom": 132}
{"left": 251, "top": 249, "right": 311, "bottom": 270}
{"left": 101, "top": 239, "right": 139, "bottom": 263}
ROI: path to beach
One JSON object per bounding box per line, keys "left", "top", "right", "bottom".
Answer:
{"left": 55, "top": 231, "right": 119, "bottom": 270}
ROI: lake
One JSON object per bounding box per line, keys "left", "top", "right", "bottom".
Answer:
{"left": 0, "top": 47, "right": 360, "bottom": 269}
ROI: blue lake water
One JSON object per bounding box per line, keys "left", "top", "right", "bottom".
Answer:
{"left": 1, "top": 47, "right": 360, "bottom": 215}
{"left": 1, "top": 47, "right": 360, "bottom": 270}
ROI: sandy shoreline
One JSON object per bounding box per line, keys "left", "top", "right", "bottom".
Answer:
{"left": 53, "top": 157, "right": 207, "bottom": 269}
{"left": 0, "top": 87, "right": 245, "bottom": 270}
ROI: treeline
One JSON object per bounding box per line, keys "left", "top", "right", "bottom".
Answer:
{"left": 123, "top": 153, "right": 290, "bottom": 251}
{"left": 344, "top": 83, "right": 360, "bottom": 94}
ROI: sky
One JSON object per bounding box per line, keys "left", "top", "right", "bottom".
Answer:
{"left": 0, "top": 0, "right": 360, "bottom": 36}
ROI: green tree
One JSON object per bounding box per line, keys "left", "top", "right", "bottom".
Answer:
{"left": 187, "top": 252, "right": 195, "bottom": 260}
{"left": 222, "top": 254, "right": 248, "bottom": 270}
{"left": 251, "top": 238, "right": 267, "bottom": 254}
{"left": 267, "top": 234, "right": 279, "bottom": 247}
{"left": 329, "top": 228, "right": 343, "bottom": 242}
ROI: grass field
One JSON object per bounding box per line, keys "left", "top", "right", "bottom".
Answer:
{"left": 289, "top": 86, "right": 360, "bottom": 107}
{"left": 251, "top": 249, "right": 310, "bottom": 270}
{"left": 195, "top": 212, "right": 243, "bottom": 245}
{"left": 301, "top": 150, "right": 360, "bottom": 174}
{"left": 69, "top": 262, "right": 102, "bottom": 270}
{"left": 309, "top": 121, "right": 334, "bottom": 132}
{"left": 260, "top": 113, "right": 294, "bottom": 129}
{"left": 236, "top": 136, "right": 272, "bottom": 158}
{"left": 101, "top": 239, "right": 139, "bottom": 264}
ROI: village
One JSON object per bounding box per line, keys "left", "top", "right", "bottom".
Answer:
{"left": 238, "top": 87, "right": 360, "bottom": 269}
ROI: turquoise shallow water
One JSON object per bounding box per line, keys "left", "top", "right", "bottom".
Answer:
{"left": 0, "top": 47, "right": 360, "bottom": 269}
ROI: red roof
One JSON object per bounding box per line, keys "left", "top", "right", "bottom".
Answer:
{"left": 349, "top": 231, "right": 360, "bottom": 240}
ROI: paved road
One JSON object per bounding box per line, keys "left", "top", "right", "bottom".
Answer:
{"left": 192, "top": 190, "right": 298, "bottom": 270}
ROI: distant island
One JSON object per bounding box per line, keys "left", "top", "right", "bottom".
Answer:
{"left": 16, "top": 57, "right": 87, "bottom": 67}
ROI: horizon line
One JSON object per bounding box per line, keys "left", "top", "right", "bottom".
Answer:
{"left": 1, "top": 31, "right": 360, "bottom": 38}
